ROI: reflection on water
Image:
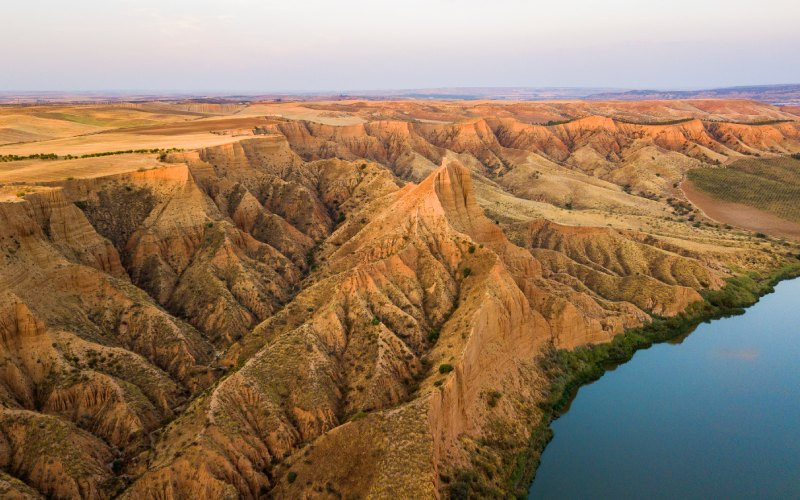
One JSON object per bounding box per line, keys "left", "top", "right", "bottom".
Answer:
{"left": 529, "top": 278, "right": 800, "bottom": 499}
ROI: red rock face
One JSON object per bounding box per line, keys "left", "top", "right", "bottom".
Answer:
{"left": 0, "top": 100, "right": 797, "bottom": 499}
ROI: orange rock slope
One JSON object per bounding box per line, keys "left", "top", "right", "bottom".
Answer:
{"left": 0, "top": 100, "right": 798, "bottom": 499}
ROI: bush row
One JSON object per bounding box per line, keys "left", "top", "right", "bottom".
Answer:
{"left": 0, "top": 148, "right": 182, "bottom": 162}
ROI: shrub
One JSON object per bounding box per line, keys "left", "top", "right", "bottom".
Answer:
{"left": 428, "top": 329, "right": 440, "bottom": 343}
{"left": 439, "top": 363, "right": 454, "bottom": 374}
{"left": 462, "top": 267, "right": 471, "bottom": 278}
{"left": 371, "top": 316, "right": 381, "bottom": 325}
{"left": 486, "top": 390, "right": 502, "bottom": 408}
{"left": 543, "top": 119, "right": 574, "bottom": 126}
{"left": 111, "top": 458, "right": 124, "bottom": 474}
{"left": 468, "top": 245, "right": 476, "bottom": 254}
{"left": 287, "top": 471, "right": 297, "bottom": 483}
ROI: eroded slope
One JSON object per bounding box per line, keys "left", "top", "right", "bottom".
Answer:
{"left": 0, "top": 101, "right": 797, "bottom": 499}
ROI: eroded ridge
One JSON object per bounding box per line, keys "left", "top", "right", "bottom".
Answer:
{"left": 0, "top": 99, "right": 798, "bottom": 498}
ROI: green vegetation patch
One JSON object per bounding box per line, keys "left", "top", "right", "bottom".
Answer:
{"left": 614, "top": 117, "right": 695, "bottom": 126}
{"left": 540, "top": 119, "right": 576, "bottom": 126}
{"left": 688, "top": 156, "right": 800, "bottom": 222}
{"left": 32, "top": 111, "right": 158, "bottom": 128}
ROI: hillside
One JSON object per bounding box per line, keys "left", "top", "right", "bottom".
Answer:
{"left": 0, "top": 99, "right": 799, "bottom": 498}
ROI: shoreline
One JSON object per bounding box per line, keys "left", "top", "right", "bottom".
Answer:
{"left": 509, "top": 263, "right": 800, "bottom": 498}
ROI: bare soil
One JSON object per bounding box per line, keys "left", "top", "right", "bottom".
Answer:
{"left": 682, "top": 179, "right": 800, "bottom": 241}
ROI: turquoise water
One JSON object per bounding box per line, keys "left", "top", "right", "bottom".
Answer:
{"left": 529, "top": 278, "right": 800, "bottom": 499}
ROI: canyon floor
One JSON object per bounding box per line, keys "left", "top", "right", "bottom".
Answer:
{"left": 1, "top": 98, "right": 799, "bottom": 499}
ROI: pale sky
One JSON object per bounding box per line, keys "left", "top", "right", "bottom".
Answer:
{"left": 1, "top": 0, "right": 798, "bottom": 92}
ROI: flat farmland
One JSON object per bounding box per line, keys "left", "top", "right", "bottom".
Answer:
{"left": 687, "top": 157, "right": 800, "bottom": 222}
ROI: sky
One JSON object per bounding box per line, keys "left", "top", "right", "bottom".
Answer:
{"left": 1, "top": 0, "right": 799, "bottom": 92}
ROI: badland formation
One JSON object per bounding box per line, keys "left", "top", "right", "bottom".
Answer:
{"left": 1, "top": 97, "right": 799, "bottom": 498}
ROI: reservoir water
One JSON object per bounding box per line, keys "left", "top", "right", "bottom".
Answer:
{"left": 529, "top": 278, "right": 800, "bottom": 499}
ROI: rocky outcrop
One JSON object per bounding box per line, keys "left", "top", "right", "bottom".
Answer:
{"left": 0, "top": 190, "right": 216, "bottom": 492}
{"left": 0, "top": 409, "right": 119, "bottom": 500}
{"left": 263, "top": 115, "right": 800, "bottom": 203}
{"left": 121, "top": 159, "right": 735, "bottom": 498}
{"left": 1, "top": 104, "right": 795, "bottom": 499}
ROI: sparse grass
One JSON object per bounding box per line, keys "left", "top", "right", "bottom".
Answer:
{"left": 32, "top": 111, "right": 120, "bottom": 127}
{"left": 32, "top": 110, "right": 165, "bottom": 128}
{"left": 688, "top": 157, "right": 800, "bottom": 222}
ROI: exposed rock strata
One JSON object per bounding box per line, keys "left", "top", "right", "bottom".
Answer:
{"left": 0, "top": 109, "right": 796, "bottom": 498}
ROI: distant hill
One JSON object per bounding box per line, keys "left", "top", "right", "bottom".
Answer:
{"left": 586, "top": 84, "right": 800, "bottom": 105}
{"left": 352, "top": 87, "right": 625, "bottom": 100}
{"left": 2, "top": 84, "right": 799, "bottom": 105}
{"left": 364, "top": 84, "right": 800, "bottom": 105}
